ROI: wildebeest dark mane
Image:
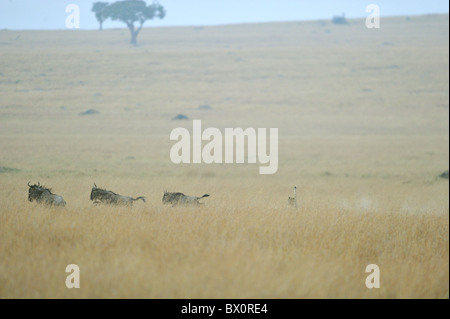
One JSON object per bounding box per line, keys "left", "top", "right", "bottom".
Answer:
{"left": 91, "top": 184, "right": 145, "bottom": 206}
{"left": 92, "top": 184, "right": 118, "bottom": 194}
{"left": 94, "top": 186, "right": 117, "bottom": 195}
{"left": 28, "top": 181, "right": 66, "bottom": 207}
{"left": 91, "top": 187, "right": 123, "bottom": 198}
{"left": 28, "top": 182, "right": 53, "bottom": 193}
{"left": 162, "top": 191, "right": 210, "bottom": 207}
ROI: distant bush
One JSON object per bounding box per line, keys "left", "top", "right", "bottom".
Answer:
{"left": 172, "top": 114, "right": 189, "bottom": 120}
{"left": 197, "top": 105, "right": 212, "bottom": 110}
{"left": 0, "top": 166, "right": 20, "bottom": 173}
{"left": 332, "top": 13, "right": 349, "bottom": 25}
{"left": 79, "top": 109, "right": 100, "bottom": 116}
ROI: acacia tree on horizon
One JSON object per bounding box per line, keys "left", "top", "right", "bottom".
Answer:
{"left": 92, "top": 2, "right": 109, "bottom": 30}
{"left": 103, "top": 0, "right": 166, "bottom": 45}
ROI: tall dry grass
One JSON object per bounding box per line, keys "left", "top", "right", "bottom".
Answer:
{"left": 0, "top": 175, "right": 448, "bottom": 298}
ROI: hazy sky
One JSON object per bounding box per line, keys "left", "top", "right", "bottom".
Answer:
{"left": 0, "top": 0, "right": 448, "bottom": 30}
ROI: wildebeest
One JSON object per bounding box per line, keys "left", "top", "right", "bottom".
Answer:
{"left": 162, "top": 191, "right": 210, "bottom": 207}
{"left": 28, "top": 182, "right": 66, "bottom": 207}
{"left": 90, "top": 184, "right": 145, "bottom": 206}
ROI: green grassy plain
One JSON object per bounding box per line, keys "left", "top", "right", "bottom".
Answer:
{"left": 0, "top": 14, "right": 448, "bottom": 298}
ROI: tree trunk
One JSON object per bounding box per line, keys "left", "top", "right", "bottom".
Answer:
{"left": 128, "top": 24, "right": 138, "bottom": 45}
{"left": 127, "top": 21, "right": 143, "bottom": 46}
{"left": 99, "top": 21, "right": 103, "bottom": 31}
{"left": 130, "top": 30, "right": 138, "bottom": 45}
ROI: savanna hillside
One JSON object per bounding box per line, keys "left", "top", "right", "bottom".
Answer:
{"left": 0, "top": 14, "right": 448, "bottom": 298}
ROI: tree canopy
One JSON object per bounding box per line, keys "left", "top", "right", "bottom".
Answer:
{"left": 92, "top": 0, "right": 166, "bottom": 45}
{"left": 92, "top": 2, "right": 108, "bottom": 30}
{"left": 92, "top": 2, "right": 109, "bottom": 30}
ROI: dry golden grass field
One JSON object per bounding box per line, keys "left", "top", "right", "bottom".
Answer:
{"left": 0, "top": 14, "right": 449, "bottom": 299}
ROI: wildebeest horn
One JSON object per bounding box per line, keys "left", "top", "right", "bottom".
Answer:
{"left": 93, "top": 183, "right": 97, "bottom": 188}
{"left": 28, "top": 181, "right": 31, "bottom": 187}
